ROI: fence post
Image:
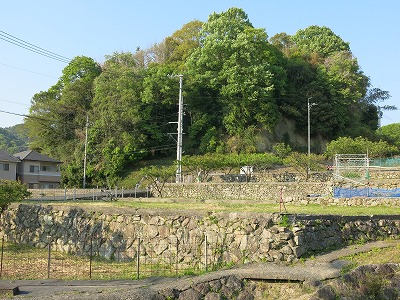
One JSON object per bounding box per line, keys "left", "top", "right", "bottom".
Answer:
{"left": 175, "top": 238, "right": 179, "bottom": 275}
{"left": 73, "top": 188, "right": 76, "bottom": 201}
{"left": 204, "top": 234, "right": 208, "bottom": 272}
{"left": 47, "top": 235, "right": 52, "bottom": 279}
{"left": 89, "top": 236, "right": 93, "bottom": 279}
{"left": 136, "top": 237, "right": 141, "bottom": 279}
{"left": 0, "top": 235, "right": 4, "bottom": 278}
{"left": 121, "top": 187, "right": 124, "bottom": 199}
{"left": 64, "top": 187, "right": 67, "bottom": 201}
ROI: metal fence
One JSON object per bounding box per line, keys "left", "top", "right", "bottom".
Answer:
{"left": 0, "top": 235, "right": 238, "bottom": 280}
{"left": 27, "top": 187, "right": 151, "bottom": 201}
{"left": 369, "top": 157, "right": 400, "bottom": 167}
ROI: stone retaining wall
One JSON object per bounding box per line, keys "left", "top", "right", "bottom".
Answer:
{"left": 159, "top": 182, "right": 332, "bottom": 202}
{"left": 158, "top": 182, "right": 400, "bottom": 206}
{"left": 1, "top": 205, "right": 399, "bottom": 267}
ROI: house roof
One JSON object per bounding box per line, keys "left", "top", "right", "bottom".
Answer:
{"left": 0, "top": 150, "right": 20, "bottom": 162}
{"left": 13, "top": 150, "right": 61, "bottom": 163}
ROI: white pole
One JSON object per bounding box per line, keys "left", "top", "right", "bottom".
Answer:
{"left": 83, "top": 114, "right": 89, "bottom": 188}
{"left": 307, "top": 97, "right": 316, "bottom": 177}
{"left": 308, "top": 98, "right": 312, "bottom": 158}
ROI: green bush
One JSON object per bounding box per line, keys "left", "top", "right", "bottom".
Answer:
{"left": 0, "top": 180, "right": 31, "bottom": 212}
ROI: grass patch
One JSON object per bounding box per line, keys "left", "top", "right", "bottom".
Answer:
{"left": 29, "top": 198, "right": 400, "bottom": 216}
{"left": 341, "top": 243, "right": 400, "bottom": 267}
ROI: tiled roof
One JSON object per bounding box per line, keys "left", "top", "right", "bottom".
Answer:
{"left": 13, "top": 150, "right": 61, "bottom": 163}
{"left": 0, "top": 150, "right": 20, "bottom": 162}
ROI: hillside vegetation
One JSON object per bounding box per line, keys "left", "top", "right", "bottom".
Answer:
{"left": 0, "top": 124, "right": 28, "bottom": 153}
{"left": 7, "top": 7, "right": 396, "bottom": 187}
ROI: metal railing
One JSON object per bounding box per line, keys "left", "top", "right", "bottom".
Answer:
{"left": 27, "top": 187, "right": 151, "bottom": 201}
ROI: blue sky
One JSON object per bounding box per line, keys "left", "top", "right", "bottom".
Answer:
{"left": 0, "top": 0, "right": 399, "bottom": 128}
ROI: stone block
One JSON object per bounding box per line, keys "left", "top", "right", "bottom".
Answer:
{"left": 0, "top": 285, "right": 19, "bottom": 297}
{"left": 291, "top": 246, "right": 306, "bottom": 257}
{"left": 178, "top": 288, "right": 202, "bottom": 300}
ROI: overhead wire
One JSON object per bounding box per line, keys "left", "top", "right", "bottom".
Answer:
{"left": 0, "top": 97, "right": 29, "bottom": 107}
{"left": 0, "top": 29, "right": 71, "bottom": 63}
{"left": 0, "top": 61, "right": 59, "bottom": 78}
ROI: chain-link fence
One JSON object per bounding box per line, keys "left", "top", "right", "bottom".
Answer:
{"left": 0, "top": 235, "right": 241, "bottom": 280}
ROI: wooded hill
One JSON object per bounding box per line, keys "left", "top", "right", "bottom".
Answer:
{"left": 17, "top": 7, "right": 395, "bottom": 187}
{"left": 0, "top": 125, "right": 29, "bottom": 153}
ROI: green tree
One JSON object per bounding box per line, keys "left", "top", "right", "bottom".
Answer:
{"left": 272, "top": 142, "right": 292, "bottom": 159}
{"left": 182, "top": 153, "right": 227, "bottom": 182}
{"left": 325, "top": 136, "right": 399, "bottom": 158}
{"left": 274, "top": 25, "right": 371, "bottom": 140}
{"left": 182, "top": 152, "right": 282, "bottom": 182}
{"left": 379, "top": 123, "right": 400, "bottom": 147}
{"left": 284, "top": 152, "right": 325, "bottom": 181}
{"left": 25, "top": 56, "right": 101, "bottom": 186}
{"left": 139, "top": 165, "right": 176, "bottom": 197}
{"left": 165, "top": 20, "right": 203, "bottom": 68}
{"left": 89, "top": 52, "right": 147, "bottom": 185}
{"left": 187, "top": 7, "right": 280, "bottom": 140}
{"left": 290, "top": 26, "right": 350, "bottom": 59}
{"left": 0, "top": 180, "right": 30, "bottom": 212}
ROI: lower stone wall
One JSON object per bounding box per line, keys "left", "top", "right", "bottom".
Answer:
{"left": 1, "top": 204, "right": 399, "bottom": 268}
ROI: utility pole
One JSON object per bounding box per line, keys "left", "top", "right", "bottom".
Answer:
{"left": 176, "top": 75, "right": 183, "bottom": 183}
{"left": 83, "top": 114, "right": 89, "bottom": 188}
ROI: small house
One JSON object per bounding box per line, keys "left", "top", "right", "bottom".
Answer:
{"left": 0, "top": 150, "right": 20, "bottom": 181}
{"left": 13, "top": 150, "right": 62, "bottom": 189}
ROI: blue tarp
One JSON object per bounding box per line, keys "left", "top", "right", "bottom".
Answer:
{"left": 334, "top": 187, "right": 400, "bottom": 198}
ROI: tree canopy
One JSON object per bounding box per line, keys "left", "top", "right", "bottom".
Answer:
{"left": 20, "top": 7, "right": 395, "bottom": 187}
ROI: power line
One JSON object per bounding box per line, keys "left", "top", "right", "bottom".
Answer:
{"left": 0, "top": 98, "right": 29, "bottom": 107}
{"left": 0, "top": 61, "right": 58, "bottom": 78}
{"left": 0, "top": 30, "right": 71, "bottom": 63}
{"left": 0, "top": 109, "right": 50, "bottom": 122}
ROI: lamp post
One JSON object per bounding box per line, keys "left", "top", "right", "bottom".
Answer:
{"left": 307, "top": 97, "right": 316, "bottom": 176}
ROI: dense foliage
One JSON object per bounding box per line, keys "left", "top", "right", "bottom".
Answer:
{"left": 20, "top": 7, "right": 395, "bottom": 187}
{"left": 0, "top": 180, "right": 30, "bottom": 212}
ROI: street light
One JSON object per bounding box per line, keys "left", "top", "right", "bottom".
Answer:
{"left": 307, "top": 97, "right": 316, "bottom": 175}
